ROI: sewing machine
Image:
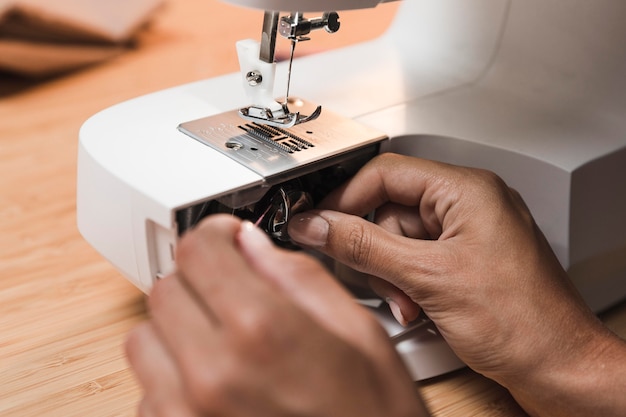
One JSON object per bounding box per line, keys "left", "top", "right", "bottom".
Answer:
{"left": 77, "top": 0, "right": 626, "bottom": 380}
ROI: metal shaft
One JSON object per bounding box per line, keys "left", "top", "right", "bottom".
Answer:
{"left": 284, "top": 39, "right": 297, "bottom": 106}
{"left": 260, "top": 11, "right": 279, "bottom": 63}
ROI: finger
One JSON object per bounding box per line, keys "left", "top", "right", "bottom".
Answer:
{"left": 318, "top": 153, "right": 451, "bottom": 212}
{"left": 373, "top": 202, "right": 430, "bottom": 239}
{"left": 147, "top": 273, "right": 218, "bottom": 367}
{"left": 287, "top": 209, "right": 446, "bottom": 294}
{"left": 125, "top": 323, "right": 196, "bottom": 417}
{"left": 237, "top": 221, "right": 388, "bottom": 345}
{"left": 318, "top": 153, "right": 479, "bottom": 240}
{"left": 175, "top": 214, "right": 280, "bottom": 328}
{"left": 368, "top": 276, "right": 421, "bottom": 326}
{"left": 286, "top": 208, "right": 424, "bottom": 325}
{"left": 369, "top": 204, "right": 427, "bottom": 325}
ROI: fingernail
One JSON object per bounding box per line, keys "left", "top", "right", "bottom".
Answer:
{"left": 287, "top": 214, "right": 329, "bottom": 248}
{"left": 239, "top": 220, "right": 272, "bottom": 249}
{"left": 386, "top": 297, "right": 408, "bottom": 327}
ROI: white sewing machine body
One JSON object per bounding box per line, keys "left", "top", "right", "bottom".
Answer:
{"left": 77, "top": 0, "right": 626, "bottom": 380}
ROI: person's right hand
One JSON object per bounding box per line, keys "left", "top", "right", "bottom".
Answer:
{"left": 287, "top": 153, "right": 626, "bottom": 417}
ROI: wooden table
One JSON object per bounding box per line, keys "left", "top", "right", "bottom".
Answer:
{"left": 1, "top": 1, "right": 624, "bottom": 416}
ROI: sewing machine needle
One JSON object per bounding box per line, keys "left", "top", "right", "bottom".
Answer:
{"left": 284, "top": 39, "right": 297, "bottom": 106}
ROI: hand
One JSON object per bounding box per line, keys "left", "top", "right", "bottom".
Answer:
{"left": 287, "top": 153, "right": 626, "bottom": 417}
{"left": 125, "top": 215, "right": 429, "bottom": 417}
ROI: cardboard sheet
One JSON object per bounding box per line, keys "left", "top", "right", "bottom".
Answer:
{"left": 0, "top": 0, "right": 163, "bottom": 77}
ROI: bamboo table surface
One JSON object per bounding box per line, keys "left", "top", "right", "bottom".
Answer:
{"left": 1, "top": 1, "right": 625, "bottom": 416}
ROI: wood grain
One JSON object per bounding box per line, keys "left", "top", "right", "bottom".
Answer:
{"left": 1, "top": 1, "right": 624, "bottom": 416}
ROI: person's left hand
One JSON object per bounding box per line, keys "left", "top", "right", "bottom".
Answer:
{"left": 125, "top": 214, "right": 429, "bottom": 417}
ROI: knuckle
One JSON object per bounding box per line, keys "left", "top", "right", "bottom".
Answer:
{"left": 227, "top": 303, "right": 298, "bottom": 363}
{"left": 469, "top": 169, "right": 537, "bottom": 226}
{"left": 183, "top": 354, "right": 248, "bottom": 413}
{"left": 232, "top": 306, "right": 278, "bottom": 346}
{"left": 373, "top": 151, "right": 403, "bottom": 167}
{"left": 469, "top": 167, "right": 505, "bottom": 192}
{"left": 185, "top": 368, "right": 224, "bottom": 411}
{"left": 344, "top": 222, "right": 374, "bottom": 268}
{"left": 477, "top": 167, "right": 502, "bottom": 183}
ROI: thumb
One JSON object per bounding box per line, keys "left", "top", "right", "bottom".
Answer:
{"left": 288, "top": 210, "right": 431, "bottom": 320}
{"left": 288, "top": 209, "right": 410, "bottom": 279}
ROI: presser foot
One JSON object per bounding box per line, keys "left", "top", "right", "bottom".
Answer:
{"left": 238, "top": 104, "right": 322, "bottom": 128}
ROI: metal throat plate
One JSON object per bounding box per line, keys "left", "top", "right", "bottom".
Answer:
{"left": 177, "top": 98, "right": 388, "bottom": 179}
